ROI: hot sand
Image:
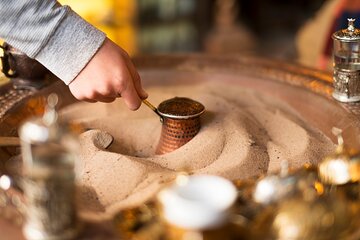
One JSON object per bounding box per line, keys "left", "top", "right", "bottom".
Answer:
{"left": 60, "top": 81, "right": 335, "bottom": 218}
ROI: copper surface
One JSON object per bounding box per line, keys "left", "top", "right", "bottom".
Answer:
{"left": 1, "top": 54, "right": 360, "bottom": 239}
{"left": 155, "top": 97, "right": 205, "bottom": 155}
{"left": 156, "top": 117, "right": 201, "bottom": 155}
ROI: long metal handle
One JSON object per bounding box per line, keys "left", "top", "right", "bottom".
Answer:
{"left": 142, "top": 99, "right": 163, "bottom": 121}
{"left": 142, "top": 99, "right": 157, "bottom": 112}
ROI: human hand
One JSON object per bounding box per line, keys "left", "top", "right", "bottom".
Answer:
{"left": 68, "top": 38, "right": 148, "bottom": 110}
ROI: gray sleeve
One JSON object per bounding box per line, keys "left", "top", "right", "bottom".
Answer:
{"left": 0, "top": 0, "right": 106, "bottom": 84}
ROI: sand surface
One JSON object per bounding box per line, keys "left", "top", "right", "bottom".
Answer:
{"left": 60, "top": 81, "right": 334, "bottom": 219}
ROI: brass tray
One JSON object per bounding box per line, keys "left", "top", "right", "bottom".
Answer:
{"left": 1, "top": 54, "right": 360, "bottom": 239}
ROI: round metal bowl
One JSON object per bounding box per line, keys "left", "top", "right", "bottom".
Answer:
{"left": 1, "top": 54, "right": 360, "bottom": 239}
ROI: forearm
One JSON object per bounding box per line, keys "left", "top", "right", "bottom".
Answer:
{"left": 0, "top": 0, "right": 106, "bottom": 84}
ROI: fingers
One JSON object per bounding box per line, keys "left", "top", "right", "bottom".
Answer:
{"left": 82, "top": 99, "right": 97, "bottom": 103}
{"left": 67, "top": 38, "right": 147, "bottom": 109}
{"left": 80, "top": 96, "right": 116, "bottom": 103}
{"left": 123, "top": 57, "right": 148, "bottom": 100}
{"left": 118, "top": 68, "right": 142, "bottom": 110}
{"left": 94, "top": 96, "right": 116, "bottom": 103}
{"left": 69, "top": 84, "right": 116, "bottom": 103}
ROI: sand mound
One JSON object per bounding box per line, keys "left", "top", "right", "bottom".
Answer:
{"left": 60, "top": 81, "right": 334, "bottom": 219}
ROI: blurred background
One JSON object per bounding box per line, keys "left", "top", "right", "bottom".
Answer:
{"left": 2, "top": 0, "right": 360, "bottom": 77}
{"left": 58, "top": 0, "right": 328, "bottom": 66}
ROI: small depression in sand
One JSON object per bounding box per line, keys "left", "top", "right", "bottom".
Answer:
{"left": 60, "top": 71, "right": 335, "bottom": 218}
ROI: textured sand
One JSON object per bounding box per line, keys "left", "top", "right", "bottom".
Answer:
{"left": 60, "top": 81, "right": 334, "bottom": 218}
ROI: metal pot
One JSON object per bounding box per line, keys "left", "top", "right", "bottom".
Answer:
{"left": 155, "top": 97, "right": 205, "bottom": 155}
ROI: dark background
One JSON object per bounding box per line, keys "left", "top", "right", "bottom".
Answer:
{"left": 138, "top": 0, "right": 327, "bottom": 60}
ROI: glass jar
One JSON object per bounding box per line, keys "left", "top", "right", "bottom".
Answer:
{"left": 19, "top": 94, "right": 79, "bottom": 240}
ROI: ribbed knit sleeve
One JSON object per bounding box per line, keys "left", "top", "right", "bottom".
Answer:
{"left": 0, "top": 0, "right": 106, "bottom": 84}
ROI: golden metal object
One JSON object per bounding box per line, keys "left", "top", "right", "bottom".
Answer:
{"left": 114, "top": 175, "right": 241, "bottom": 240}
{"left": 114, "top": 202, "right": 243, "bottom": 240}
{"left": 114, "top": 202, "right": 161, "bottom": 240}
{"left": 319, "top": 128, "right": 360, "bottom": 185}
{"left": 253, "top": 174, "right": 296, "bottom": 205}
{"left": 0, "top": 136, "right": 20, "bottom": 146}
{"left": 142, "top": 99, "right": 156, "bottom": 112}
{"left": 250, "top": 161, "right": 360, "bottom": 240}
{"left": 253, "top": 162, "right": 321, "bottom": 205}
{"left": 271, "top": 194, "right": 351, "bottom": 240}
{"left": 142, "top": 99, "right": 162, "bottom": 119}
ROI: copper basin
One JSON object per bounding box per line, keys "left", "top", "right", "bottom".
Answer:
{"left": 1, "top": 55, "right": 360, "bottom": 239}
